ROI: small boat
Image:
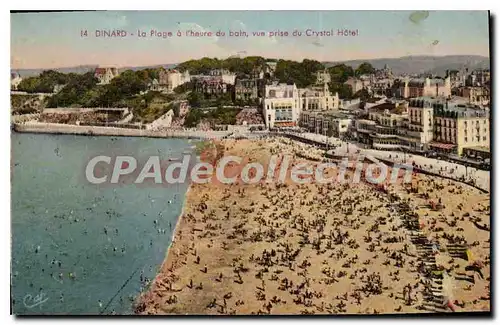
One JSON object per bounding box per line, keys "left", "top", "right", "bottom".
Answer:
{"left": 168, "top": 158, "right": 180, "bottom": 162}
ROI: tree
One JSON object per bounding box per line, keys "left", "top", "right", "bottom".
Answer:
{"left": 355, "top": 62, "right": 375, "bottom": 77}
{"left": 187, "top": 91, "right": 202, "bottom": 107}
{"left": 275, "top": 59, "right": 320, "bottom": 88}
{"left": 329, "top": 82, "right": 353, "bottom": 99}
{"left": 184, "top": 109, "right": 204, "bottom": 127}
{"left": 18, "top": 70, "right": 70, "bottom": 93}
{"left": 328, "top": 64, "right": 354, "bottom": 83}
{"left": 45, "top": 72, "right": 98, "bottom": 107}
{"left": 353, "top": 88, "right": 370, "bottom": 101}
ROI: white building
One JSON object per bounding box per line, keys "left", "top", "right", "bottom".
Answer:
{"left": 298, "top": 82, "right": 340, "bottom": 111}
{"left": 159, "top": 69, "right": 191, "bottom": 93}
{"left": 94, "top": 67, "right": 119, "bottom": 85}
{"left": 263, "top": 83, "right": 300, "bottom": 128}
{"left": 208, "top": 69, "right": 236, "bottom": 85}
{"left": 265, "top": 61, "right": 277, "bottom": 77}
{"left": 316, "top": 70, "right": 331, "bottom": 84}
{"left": 11, "top": 72, "right": 22, "bottom": 90}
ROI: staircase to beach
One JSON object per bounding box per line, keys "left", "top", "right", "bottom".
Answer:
{"left": 391, "top": 201, "right": 448, "bottom": 312}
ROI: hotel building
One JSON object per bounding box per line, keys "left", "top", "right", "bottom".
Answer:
{"left": 263, "top": 83, "right": 300, "bottom": 128}
{"left": 400, "top": 97, "right": 489, "bottom": 155}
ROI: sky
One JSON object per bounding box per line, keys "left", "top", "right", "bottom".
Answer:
{"left": 10, "top": 10, "right": 490, "bottom": 69}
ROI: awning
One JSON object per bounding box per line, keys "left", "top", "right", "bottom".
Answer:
{"left": 429, "top": 142, "right": 456, "bottom": 150}
{"left": 274, "top": 122, "right": 296, "bottom": 127}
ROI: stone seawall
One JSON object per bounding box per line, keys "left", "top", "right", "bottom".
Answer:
{"left": 13, "top": 122, "right": 230, "bottom": 140}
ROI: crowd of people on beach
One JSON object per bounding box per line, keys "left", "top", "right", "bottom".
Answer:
{"left": 135, "top": 137, "right": 490, "bottom": 315}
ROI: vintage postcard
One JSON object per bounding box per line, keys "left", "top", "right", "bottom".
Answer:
{"left": 10, "top": 10, "right": 490, "bottom": 316}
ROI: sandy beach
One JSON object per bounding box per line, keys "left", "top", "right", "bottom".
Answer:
{"left": 134, "top": 138, "right": 490, "bottom": 315}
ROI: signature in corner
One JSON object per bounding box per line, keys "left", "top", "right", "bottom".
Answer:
{"left": 23, "top": 292, "right": 49, "bottom": 309}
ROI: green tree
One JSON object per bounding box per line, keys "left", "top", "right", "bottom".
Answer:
{"left": 353, "top": 88, "right": 370, "bottom": 101}
{"left": 187, "top": 91, "right": 202, "bottom": 107}
{"left": 184, "top": 109, "right": 204, "bottom": 127}
{"left": 355, "top": 62, "right": 375, "bottom": 77}
{"left": 329, "top": 82, "right": 353, "bottom": 99}
{"left": 327, "top": 64, "right": 354, "bottom": 83}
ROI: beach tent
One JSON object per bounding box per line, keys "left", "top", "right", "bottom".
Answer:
{"left": 466, "top": 249, "right": 474, "bottom": 262}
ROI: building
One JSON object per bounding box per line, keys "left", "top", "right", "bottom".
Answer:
{"left": 455, "top": 86, "right": 490, "bottom": 107}
{"left": 94, "top": 67, "right": 119, "bottom": 85}
{"left": 400, "top": 76, "right": 451, "bottom": 98}
{"left": 208, "top": 69, "right": 236, "bottom": 85}
{"left": 367, "top": 102, "right": 408, "bottom": 150}
{"left": 466, "top": 69, "right": 490, "bottom": 87}
{"left": 351, "top": 101, "right": 409, "bottom": 149}
{"left": 11, "top": 72, "right": 22, "bottom": 90}
{"left": 447, "top": 70, "right": 465, "bottom": 88}
{"left": 263, "top": 83, "right": 300, "bottom": 128}
{"left": 298, "top": 83, "right": 340, "bottom": 111}
{"left": 299, "top": 110, "right": 353, "bottom": 138}
{"left": 344, "top": 77, "right": 368, "bottom": 94}
{"left": 432, "top": 102, "right": 489, "bottom": 156}
{"left": 158, "top": 69, "right": 191, "bottom": 93}
{"left": 53, "top": 84, "right": 65, "bottom": 93}
{"left": 265, "top": 61, "right": 277, "bottom": 77}
{"left": 395, "top": 97, "right": 490, "bottom": 156}
{"left": 192, "top": 77, "right": 231, "bottom": 98}
{"left": 374, "top": 64, "right": 393, "bottom": 79}
{"left": 370, "top": 79, "right": 393, "bottom": 96}
{"left": 316, "top": 70, "right": 331, "bottom": 84}
{"left": 398, "top": 98, "right": 435, "bottom": 151}
{"left": 234, "top": 78, "right": 261, "bottom": 104}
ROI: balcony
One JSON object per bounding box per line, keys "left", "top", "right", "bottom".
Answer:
{"left": 398, "top": 130, "right": 421, "bottom": 139}
{"left": 373, "top": 142, "right": 401, "bottom": 150}
{"left": 372, "top": 132, "right": 399, "bottom": 139}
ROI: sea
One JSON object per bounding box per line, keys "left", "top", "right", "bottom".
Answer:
{"left": 11, "top": 132, "right": 194, "bottom": 315}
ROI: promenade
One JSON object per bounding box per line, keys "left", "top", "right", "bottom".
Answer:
{"left": 276, "top": 131, "right": 490, "bottom": 192}
{"left": 13, "top": 121, "right": 232, "bottom": 140}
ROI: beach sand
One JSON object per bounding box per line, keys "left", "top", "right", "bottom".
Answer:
{"left": 134, "top": 138, "right": 490, "bottom": 315}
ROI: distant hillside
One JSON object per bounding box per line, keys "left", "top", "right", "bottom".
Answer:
{"left": 12, "top": 65, "right": 98, "bottom": 78}
{"left": 13, "top": 55, "right": 490, "bottom": 78}
{"left": 12, "top": 64, "right": 178, "bottom": 77}
{"left": 324, "top": 55, "right": 490, "bottom": 76}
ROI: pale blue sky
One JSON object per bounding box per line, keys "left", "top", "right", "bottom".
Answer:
{"left": 11, "top": 11, "right": 490, "bottom": 68}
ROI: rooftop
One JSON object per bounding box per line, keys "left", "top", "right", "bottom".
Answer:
{"left": 368, "top": 102, "right": 407, "bottom": 115}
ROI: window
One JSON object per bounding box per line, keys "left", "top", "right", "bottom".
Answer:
{"left": 465, "top": 137, "right": 468, "bottom": 142}
{"left": 483, "top": 136, "right": 486, "bottom": 141}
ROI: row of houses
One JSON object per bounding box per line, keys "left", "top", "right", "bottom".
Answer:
{"left": 343, "top": 67, "right": 490, "bottom": 108}
{"left": 296, "top": 96, "right": 489, "bottom": 157}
